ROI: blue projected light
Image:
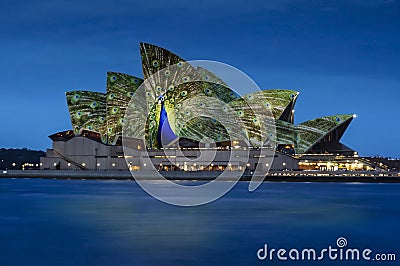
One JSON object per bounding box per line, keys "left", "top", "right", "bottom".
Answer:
{"left": 157, "top": 100, "right": 178, "bottom": 147}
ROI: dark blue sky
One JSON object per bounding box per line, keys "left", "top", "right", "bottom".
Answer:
{"left": 1, "top": 0, "right": 399, "bottom": 157}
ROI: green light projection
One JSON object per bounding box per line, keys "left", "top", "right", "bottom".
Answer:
{"left": 65, "top": 43, "right": 354, "bottom": 154}
{"left": 106, "top": 72, "right": 143, "bottom": 144}
{"left": 66, "top": 91, "right": 106, "bottom": 136}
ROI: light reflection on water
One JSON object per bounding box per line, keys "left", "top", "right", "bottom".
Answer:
{"left": 0, "top": 179, "right": 399, "bottom": 266}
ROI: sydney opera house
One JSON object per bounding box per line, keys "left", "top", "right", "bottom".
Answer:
{"left": 41, "top": 43, "right": 371, "bottom": 172}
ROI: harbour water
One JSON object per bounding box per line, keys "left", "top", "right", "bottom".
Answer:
{"left": 0, "top": 179, "right": 399, "bottom": 265}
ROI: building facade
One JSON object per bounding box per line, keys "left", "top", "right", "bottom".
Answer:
{"left": 41, "top": 43, "right": 366, "bottom": 172}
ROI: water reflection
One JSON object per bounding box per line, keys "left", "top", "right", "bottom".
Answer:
{"left": 0, "top": 179, "right": 399, "bottom": 265}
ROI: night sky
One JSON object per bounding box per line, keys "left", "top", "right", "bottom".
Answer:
{"left": 1, "top": 0, "right": 399, "bottom": 157}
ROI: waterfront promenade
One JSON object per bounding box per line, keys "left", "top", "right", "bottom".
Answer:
{"left": 1, "top": 170, "right": 400, "bottom": 182}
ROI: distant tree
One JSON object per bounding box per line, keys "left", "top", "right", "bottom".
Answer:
{"left": 0, "top": 148, "right": 45, "bottom": 170}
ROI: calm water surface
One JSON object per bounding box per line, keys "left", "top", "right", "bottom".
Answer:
{"left": 0, "top": 179, "right": 399, "bottom": 266}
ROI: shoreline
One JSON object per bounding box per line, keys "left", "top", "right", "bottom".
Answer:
{"left": 1, "top": 170, "right": 400, "bottom": 183}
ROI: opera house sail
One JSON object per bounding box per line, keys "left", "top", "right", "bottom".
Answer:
{"left": 41, "top": 43, "right": 359, "bottom": 171}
